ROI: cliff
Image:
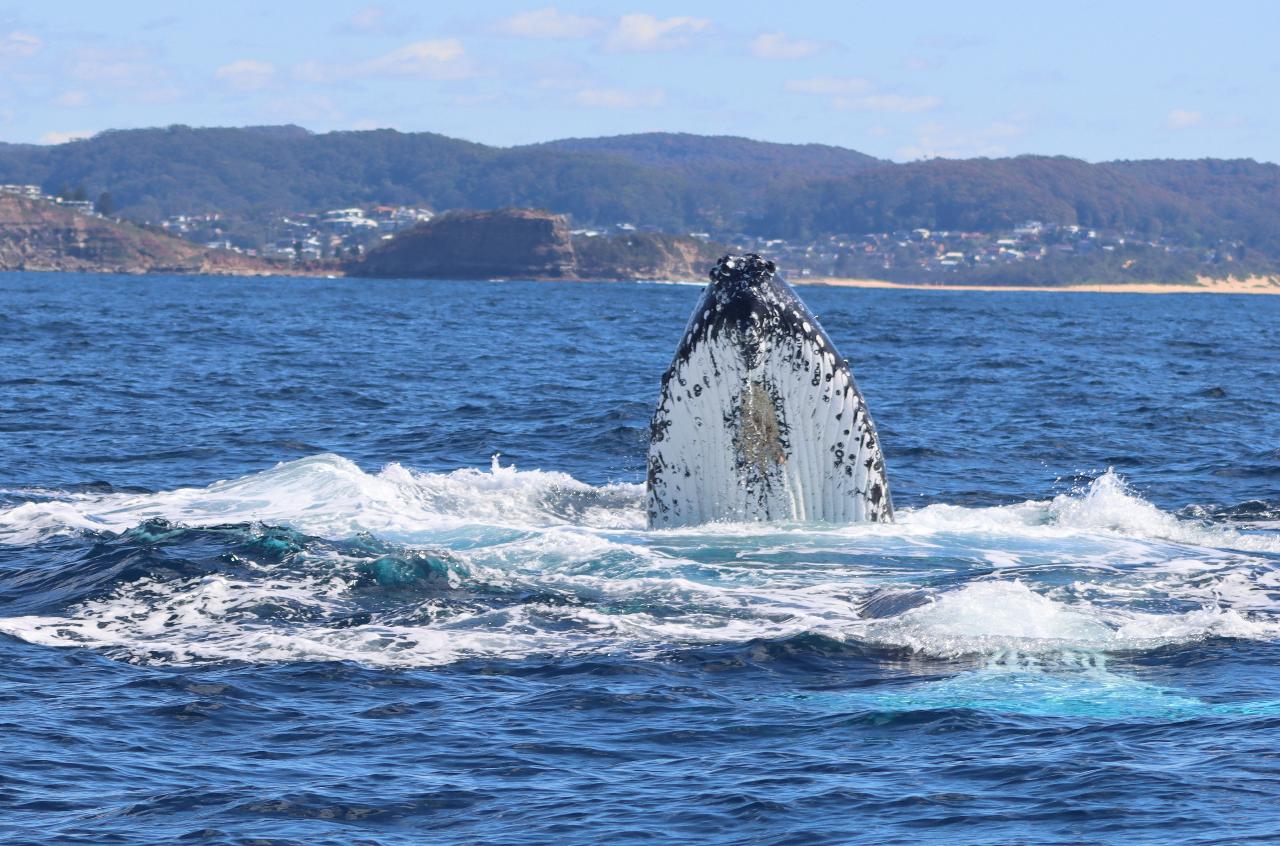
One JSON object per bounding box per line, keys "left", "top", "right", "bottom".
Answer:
{"left": 0, "top": 195, "right": 282, "bottom": 275}
{"left": 573, "top": 230, "right": 722, "bottom": 281}
{"left": 355, "top": 208, "right": 575, "bottom": 279}
{"left": 351, "top": 207, "right": 721, "bottom": 282}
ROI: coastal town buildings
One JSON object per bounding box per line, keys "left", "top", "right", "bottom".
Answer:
{"left": 0, "top": 182, "right": 1248, "bottom": 279}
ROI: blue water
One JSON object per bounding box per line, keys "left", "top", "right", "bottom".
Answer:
{"left": 2, "top": 273, "right": 1279, "bottom": 845}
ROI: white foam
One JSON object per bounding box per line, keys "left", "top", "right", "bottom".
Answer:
{"left": 859, "top": 579, "right": 1278, "bottom": 659}
{"left": 1050, "top": 470, "right": 1280, "bottom": 552}
{"left": 0, "top": 453, "right": 646, "bottom": 545}
{"left": 1, "top": 458, "right": 1277, "bottom": 668}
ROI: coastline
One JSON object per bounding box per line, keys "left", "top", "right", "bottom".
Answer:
{"left": 794, "top": 274, "right": 1280, "bottom": 295}
{"left": 6, "top": 266, "right": 1280, "bottom": 293}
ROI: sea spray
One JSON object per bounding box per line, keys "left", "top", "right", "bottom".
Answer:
{"left": 1, "top": 457, "right": 1275, "bottom": 669}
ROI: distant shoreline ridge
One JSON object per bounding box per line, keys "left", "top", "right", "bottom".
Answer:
{"left": 796, "top": 273, "right": 1280, "bottom": 295}
{"left": 5, "top": 265, "right": 1278, "bottom": 294}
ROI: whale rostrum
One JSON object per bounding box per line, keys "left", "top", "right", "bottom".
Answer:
{"left": 646, "top": 254, "right": 892, "bottom": 528}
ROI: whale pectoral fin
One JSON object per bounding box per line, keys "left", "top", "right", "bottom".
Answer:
{"left": 646, "top": 255, "right": 892, "bottom": 528}
{"left": 647, "top": 335, "right": 748, "bottom": 529}
{"left": 759, "top": 331, "right": 893, "bottom": 524}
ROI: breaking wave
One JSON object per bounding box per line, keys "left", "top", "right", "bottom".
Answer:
{"left": 1, "top": 456, "right": 1277, "bottom": 676}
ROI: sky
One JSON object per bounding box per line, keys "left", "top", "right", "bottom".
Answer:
{"left": 1, "top": 1, "right": 1277, "bottom": 162}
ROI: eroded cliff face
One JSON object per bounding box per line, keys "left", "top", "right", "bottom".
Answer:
{"left": 0, "top": 196, "right": 279, "bottom": 275}
{"left": 352, "top": 207, "right": 722, "bottom": 282}
{"left": 572, "top": 231, "right": 722, "bottom": 282}
{"left": 355, "top": 208, "right": 577, "bottom": 279}
{"left": 1, "top": 198, "right": 724, "bottom": 282}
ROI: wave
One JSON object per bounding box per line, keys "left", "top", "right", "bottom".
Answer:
{"left": 0, "top": 456, "right": 1277, "bottom": 672}
{"left": 0, "top": 453, "right": 646, "bottom": 545}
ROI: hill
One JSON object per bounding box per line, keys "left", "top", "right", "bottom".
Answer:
{"left": 0, "top": 194, "right": 281, "bottom": 274}
{"left": 0, "top": 126, "right": 703, "bottom": 229}
{"left": 0, "top": 126, "right": 886, "bottom": 233}
{"left": 754, "top": 155, "right": 1280, "bottom": 256}
{"left": 533, "top": 132, "right": 882, "bottom": 174}
{"left": 351, "top": 207, "right": 721, "bottom": 282}
{"left": 1, "top": 126, "right": 1278, "bottom": 266}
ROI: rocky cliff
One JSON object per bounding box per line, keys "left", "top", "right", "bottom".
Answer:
{"left": 355, "top": 208, "right": 576, "bottom": 279}
{"left": 573, "top": 230, "right": 722, "bottom": 282}
{"left": 0, "top": 195, "right": 281, "bottom": 275}
{"left": 352, "top": 208, "right": 722, "bottom": 282}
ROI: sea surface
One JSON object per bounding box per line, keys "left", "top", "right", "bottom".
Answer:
{"left": 2, "top": 272, "right": 1278, "bottom": 845}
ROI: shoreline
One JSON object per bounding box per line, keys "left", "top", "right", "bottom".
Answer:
{"left": 5, "top": 266, "right": 1280, "bottom": 294}
{"left": 794, "top": 274, "right": 1280, "bottom": 295}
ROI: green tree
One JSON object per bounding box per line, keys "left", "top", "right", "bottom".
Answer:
{"left": 95, "top": 191, "right": 115, "bottom": 216}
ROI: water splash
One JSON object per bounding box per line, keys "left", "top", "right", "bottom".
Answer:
{"left": 0, "top": 458, "right": 1276, "bottom": 670}
{"left": 0, "top": 453, "right": 646, "bottom": 545}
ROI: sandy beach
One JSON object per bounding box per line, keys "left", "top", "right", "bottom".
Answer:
{"left": 797, "top": 274, "right": 1280, "bottom": 295}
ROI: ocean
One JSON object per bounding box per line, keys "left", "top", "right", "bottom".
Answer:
{"left": 2, "top": 272, "right": 1278, "bottom": 845}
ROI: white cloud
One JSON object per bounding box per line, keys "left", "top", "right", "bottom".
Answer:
{"left": 65, "top": 47, "right": 183, "bottom": 102}
{"left": 896, "top": 119, "right": 1027, "bottom": 160}
{"left": 341, "top": 6, "right": 390, "bottom": 34}
{"left": 215, "top": 59, "right": 276, "bottom": 90}
{"left": 788, "top": 77, "right": 940, "bottom": 113}
{"left": 296, "top": 39, "right": 475, "bottom": 82}
{"left": 526, "top": 57, "right": 593, "bottom": 91}
{"left": 0, "top": 31, "right": 41, "bottom": 59}
{"left": 361, "top": 39, "right": 473, "bottom": 78}
{"left": 70, "top": 47, "right": 159, "bottom": 86}
{"left": 749, "top": 32, "right": 822, "bottom": 60}
{"left": 1165, "top": 109, "right": 1202, "bottom": 130}
{"left": 54, "top": 91, "right": 89, "bottom": 108}
{"left": 904, "top": 56, "right": 942, "bottom": 71}
{"left": 334, "top": 6, "right": 419, "bottom": 36}
{"left": 39, "top": 130, "right": 93, "bottom": 145}
{"left": 603, "top": 14, "right": 709, "bottom": 52}
{"left": 836, "top": 93, "right": 941, "bottom": 113}
{"left": 574, "top": 87, "right": 665, "bottom": 109}
{"left": 292, "top": 61, "right": 329, "bottom": 83}
{"left": 495, "top": 7, "right": 605, "bottom": 39}
{"left": 786, "top": 77, "right": 873, "bottom": 95}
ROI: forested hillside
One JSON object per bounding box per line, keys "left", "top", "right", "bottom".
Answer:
{"left": 1, "top": 125, "right": 1277, "bottom": 260}
{"left": 754, "top": 156, "right": 1280, "bottom": 256}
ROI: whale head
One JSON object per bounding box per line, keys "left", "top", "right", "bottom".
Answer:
{"left": 686, "top": 253, "right": 805, "bottom": 368}
{"left": 704, "top": 254, "right": 779, "bottom": 315}
{"left": 709, "top": 253, "right": 776, "bottom": 286}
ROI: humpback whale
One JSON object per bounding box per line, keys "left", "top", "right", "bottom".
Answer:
{"left": 646, "top": 254, "right": 892, "bottom": 528}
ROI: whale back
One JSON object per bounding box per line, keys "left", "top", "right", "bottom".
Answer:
{"left": 646, "top": 257, "right": 892, "bottom": 528}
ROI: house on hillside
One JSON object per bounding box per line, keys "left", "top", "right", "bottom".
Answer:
{"left": 0, "top": 184, "right": 43, "bottom": 199}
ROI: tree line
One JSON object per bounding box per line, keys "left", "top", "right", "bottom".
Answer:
{"left": 1, "top": 125, "right": 1276, "bottom": 263}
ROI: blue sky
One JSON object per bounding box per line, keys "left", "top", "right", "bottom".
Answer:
{"left": 2, "top": 1, "right": 1277, "bottom": 162}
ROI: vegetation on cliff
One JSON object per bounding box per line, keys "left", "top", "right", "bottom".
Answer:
{"left": 0, "top": 195, "right": 281, "bottom": 275}
{"left": 354, "top": 208, "right": 575, "bottom": 279}
{"left": 573, "top": 230, "right": 722, "bottom": 281}
{"left": 350, "top": 208, "right": 722, "bottom": 281}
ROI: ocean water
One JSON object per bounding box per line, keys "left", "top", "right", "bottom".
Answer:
{"left": 2, "top": 272, "right": 1278, "bottom": 845}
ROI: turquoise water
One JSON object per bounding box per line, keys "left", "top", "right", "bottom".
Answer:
{"left": 2, "top": 273, "right": 1278, "bottom": 844}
